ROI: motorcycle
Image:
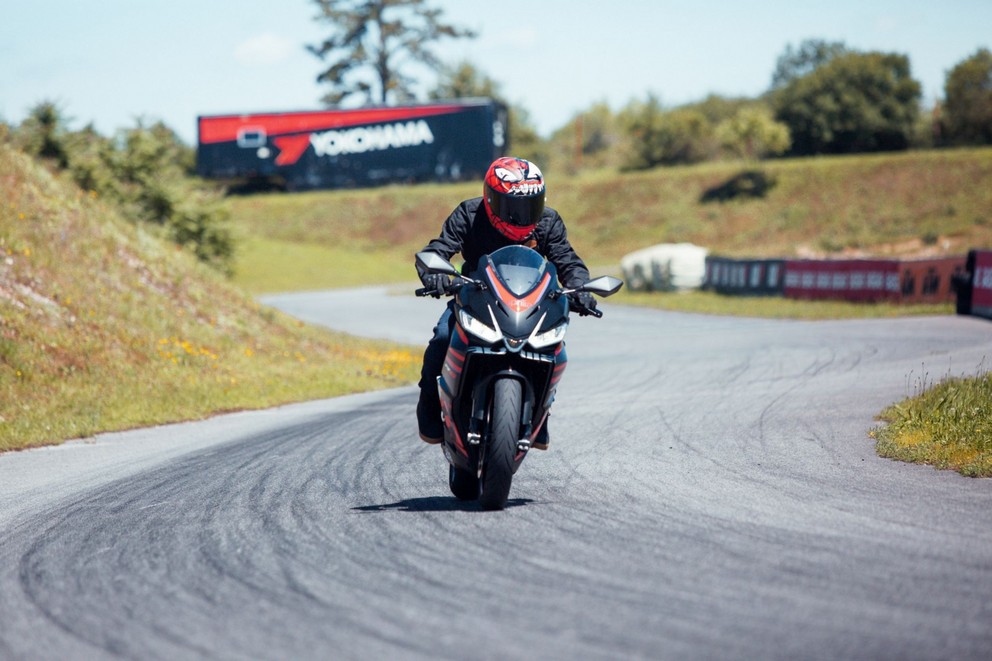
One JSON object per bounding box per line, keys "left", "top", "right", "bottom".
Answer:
{"left": 415, "top": 245, "right": 623, "bottom": 510}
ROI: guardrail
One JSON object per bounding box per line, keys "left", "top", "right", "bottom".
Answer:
{"left": 783, "top": 257, "right": 965, "bottom": 304}
{"left": 704, "top": 258, "right": 785, "bottom": 296}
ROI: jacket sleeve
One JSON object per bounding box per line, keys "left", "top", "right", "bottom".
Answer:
{"left": 416, "top": 202, "right": 469, "bottom": 282}
{"left": 542, "top": 214, "right": 590, "bottom": 288}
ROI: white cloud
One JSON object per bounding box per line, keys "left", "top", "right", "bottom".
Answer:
{"left": 234, "top": 33, "right": 296, "bottom": 66}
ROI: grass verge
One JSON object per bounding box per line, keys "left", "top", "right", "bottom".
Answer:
{"left": 234, "top": 236, "right": 414, "bottom": 294}
{"left": 227, "top": 147, "right": 992, "bottom": 276}
{"left": 5, "top": 142, "right": 988, "bottom": 464}
{"left": 0, "top": 145, "right": 420, "bottom": 452}
{"left": 612, "top": 289, "right": 953, "bottom": 319}
{"left": 871, "top": 369, "right": 992, "bottom": 477}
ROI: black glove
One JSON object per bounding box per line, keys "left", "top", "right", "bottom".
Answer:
{"left": 569, "top": 291, "right": 598, "bottom": 316}
{"left": 421, "top": 273, "right": 450, "bottom": 298}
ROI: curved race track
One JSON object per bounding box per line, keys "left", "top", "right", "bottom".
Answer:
{"left": 1, "top": 288, "right": 991, "bottom": 660}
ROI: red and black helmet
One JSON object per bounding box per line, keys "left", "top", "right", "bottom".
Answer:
{"left": 482, "top": 157, "right": 546, "bottom": 242}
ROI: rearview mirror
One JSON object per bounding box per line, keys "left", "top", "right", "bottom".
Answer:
{"left": 581, "top": 276, "right": 624, "bottom": 297}
{"left": 415, "top": 251, "right": 459, "bottom": 277}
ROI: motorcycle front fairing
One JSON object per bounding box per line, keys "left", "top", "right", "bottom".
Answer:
{"left": 437, "top": 246, "right": 570, "bottom": 472}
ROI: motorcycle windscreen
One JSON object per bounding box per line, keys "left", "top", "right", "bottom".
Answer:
{"left": 487, "top": 246, "right": 549, "bottom": 296}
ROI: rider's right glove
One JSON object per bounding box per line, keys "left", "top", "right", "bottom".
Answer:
{"left": 422, "top": 273, "right": 450, "bottom": 298}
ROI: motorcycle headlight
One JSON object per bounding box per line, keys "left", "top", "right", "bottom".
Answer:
{"left": 528, "top": 321, "right": 568, "bottom": 349}
{"left": 457, "top": 308, "right": 502, "bottom": 344}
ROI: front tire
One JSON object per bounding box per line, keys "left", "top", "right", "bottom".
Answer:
{"left": 479, "top": 377, "right": 522, "bottom": 511}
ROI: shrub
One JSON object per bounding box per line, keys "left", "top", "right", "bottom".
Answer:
{"left": 11, "top": 103, "right": 233, "bottom": 272}
{"left": 620, "top": 96, "right": 715, "bottom": 170}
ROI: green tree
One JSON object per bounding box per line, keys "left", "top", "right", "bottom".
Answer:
{"left": 14, "top": 111, "right": 233, "bottom": 272}
{"left": 546, "top": 101, "right": 622, "bottom": 174}
{"left": 107, "top": 122, "right": 233, "bottom": 271}
{"left": 503, "top": 104, "right": 546, "bottom": 166}
{"left": 63, "top": 124, "right": 117, "bottom": 193}
{"left": 715, "top": 106, "right": 791, "bottom": 160}
{"left": 941, "top": 48, "right": 992, "bottom": 146}
{"left": 620, "top": 95, "right": 714, "bottom": 170}
{"left": 910, "top": 102, "right": 941, "bottom": 149}
{"left": 429, "top": 60, "right": 545, "bottom": 163}
{"left": 15, "top": 101, "right": 71, "bottom": 168}
{"left": 308, "top": 0, "right": 475, "bottom": 106}
{"left": 682, "top": 94, "right": 754, "bottom": 125}
{"left": 429, "top": 60, "right": 501, "bottom": 101}
{"left": 773, "top": 51, "right": 921, "bottom": 155}
{"left": 770, "top": 39, "right": 848, "bottom": 89}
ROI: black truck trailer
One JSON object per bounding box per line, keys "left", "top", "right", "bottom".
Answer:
{"left": 196, "top": 98, "right": 508, "bottom": 190}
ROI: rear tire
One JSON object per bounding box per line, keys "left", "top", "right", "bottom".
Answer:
{"left": 448, "top": 465, "right": 479, "bottom": 501}
{"left": 479, "top": 377, "right": 522, "bottom": 511}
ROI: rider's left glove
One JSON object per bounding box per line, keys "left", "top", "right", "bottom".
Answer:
{"left": 570, "top": 291, "right": 598, "bottom": 316}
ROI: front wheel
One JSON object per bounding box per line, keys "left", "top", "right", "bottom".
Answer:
{"left": 479, "top": 377, "right": 522, "bottom": 511}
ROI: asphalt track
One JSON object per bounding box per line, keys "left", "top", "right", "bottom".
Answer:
{"left": 1, "top": 288, "right": 991, "bottom": 660}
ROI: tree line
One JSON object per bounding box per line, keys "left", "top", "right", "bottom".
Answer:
{"left": 436, "top": 41, "right": 992, "bottom": 174}
{"left": 2, "top": 0, "right": 989, "bottom": 272}
{"left": 308, "top": 1, "right": 992, "bottom": 173}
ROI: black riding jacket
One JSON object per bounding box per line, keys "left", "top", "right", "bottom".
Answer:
{"left": 418, "top": 197, "right": 590, "bottom": 288}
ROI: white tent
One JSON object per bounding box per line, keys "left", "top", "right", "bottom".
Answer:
{"left": 621, "top": 243, "right": 708, "bottom": 291}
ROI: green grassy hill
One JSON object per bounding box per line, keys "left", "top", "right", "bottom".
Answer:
{"left": 4, "top": 145, "right": 990, "bottom": 454}
{"left": 0, "top": 145, "right": 419, "bottom": 451}
{"left": 228, "top": 148, "right": 992, "bottom": 293}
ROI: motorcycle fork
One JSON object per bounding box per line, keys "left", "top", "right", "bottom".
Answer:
{"left": 470, "top": 369, "right": 536, "bottom": 451}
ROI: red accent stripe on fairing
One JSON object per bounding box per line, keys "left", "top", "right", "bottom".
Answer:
{"left": 486, "top": 267, "right": 551, "bottom": 313}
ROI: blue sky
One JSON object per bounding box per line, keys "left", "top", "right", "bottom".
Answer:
{"left": 2, "top": 1, "right": 989, "bottom": 145}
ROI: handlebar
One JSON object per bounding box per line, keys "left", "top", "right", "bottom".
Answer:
{"left": 578, "top": 307, "right": 604, "bottom": 318}
{"left": 417, "top": 284, "right": 606, "bottom": 318}
{"left": 565, "top": 291, "right": 604, "bottom": 318}
{"left": 415, "top": 279, "right": 465, "bottom": 298}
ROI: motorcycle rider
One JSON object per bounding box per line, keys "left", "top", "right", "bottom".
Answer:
{"left": 416, "top": 156, "right": 597, "bottom": 448}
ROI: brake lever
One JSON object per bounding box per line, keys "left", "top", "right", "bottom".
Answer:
{"left": 415, "top": 276, "right": 482, "bottom": 298}
{"left": 573, "top": 306, "right": 604, "bottom": 318}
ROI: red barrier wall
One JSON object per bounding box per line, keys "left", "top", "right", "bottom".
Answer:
{"left": 899, "top": 257, "right": 967, "bottom": 303}
{"left": 783, "top": 257, "right": 965, "bottom": 304}
{"left": 784, "top": 259, "right": 900, "bottom": 302}
{"left": 973, "top": 250, "right": 992, "bottom": 318}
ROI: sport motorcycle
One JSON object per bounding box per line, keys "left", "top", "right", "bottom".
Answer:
{"left": 416, "top": 245, "right": 622, "bottom": 510}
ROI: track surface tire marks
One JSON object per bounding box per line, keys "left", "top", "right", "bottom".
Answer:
{"left": 1, "top": 295, "right": 991, "bottom": 660}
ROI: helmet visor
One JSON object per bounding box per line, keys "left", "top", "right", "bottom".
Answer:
{"left": 497, "top": 192, "right": 545, "bottom": 227}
